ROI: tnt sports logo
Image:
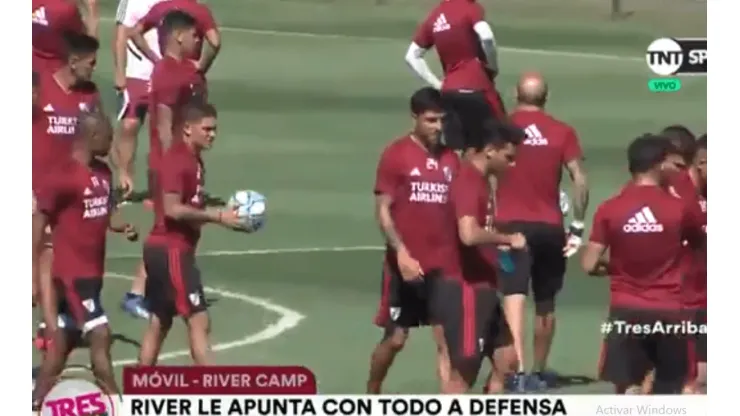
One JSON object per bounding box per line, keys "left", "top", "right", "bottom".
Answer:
{"left": 646, "top": 38, "right": 707, "bottom": 76}
{"left": 38, "top": 366, "right": 119, "bottom": 416}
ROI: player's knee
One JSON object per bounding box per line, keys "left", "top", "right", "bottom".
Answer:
{"left": 534, "top": 299, "right": 556, "bottom": 317}
{"left": 383, "top": 327, "right": 408, "bottom": 351}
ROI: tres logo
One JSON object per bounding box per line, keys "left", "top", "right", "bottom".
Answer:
{"left": 646, "top": 38, "right": 707, "bottom": 76}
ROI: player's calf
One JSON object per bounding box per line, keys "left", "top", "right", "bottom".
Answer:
{"left": 32, "top": 329, "right": 71, "bottom": 408}
{"left": 87, "top": 324, "right": 119, "bottom": 394}
{"left": 367, "top": 327, "right": 409, "bottom": 394}
{"left": 186, "top": 310, "right": 212, "bottom": 365}
{"left": 138, "top": 313, "right": 173, "bottom": 366}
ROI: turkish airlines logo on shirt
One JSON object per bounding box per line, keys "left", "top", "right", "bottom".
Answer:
{"left": 523, "top": 124, "right": 549, "bottom": 146}
{"left": 623, "top": 206, "right": 664, "bottom": 233}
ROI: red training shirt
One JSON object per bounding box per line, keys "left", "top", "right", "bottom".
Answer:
{"left": 669, "top": 170, "right": 707, "bottom": 309}
{"left": 373, "top": 136, "right": 459, "bottom": 274}
{"left": 146, "top": 141, "right": 205, "bottom": 250}
{"left": 589, "top": 183, "right": 705, "bottom": 310}
{"left": 449, "top": 161, "right": 498, "bottom": 287}
{"left": 412, "top": 0, "right": 494, "bottom": 91}
{"left": 32, "top": 0, "right": 85, "bottom": 73}
{"left": 32, "top": 71, "right": 100, "bottom": 191}
{"left": 137, "top": 0, "right": 217, "bottom": 61}
{"left": 148, "top": 56, "right": 206, "bottom": 169}
{"left": 495, "top": 109, "right": 582, "bottom": 226}
{"left": 36, "top": 159, "right": 113, "bottom": 280}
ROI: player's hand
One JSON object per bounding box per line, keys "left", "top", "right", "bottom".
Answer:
{"left": 563, "top": 221, "right": 585, "bottom": 258}
{"left": 397, "top": 247, "right": 423, "bottom": 281}
{"left": 114, "top": 72, "right": 126, "bottom": 92}
{"left": 508, "top": 233, "right": 527, "bottom": 250}
{"left": 218, "top": 208, "right": 244, "bottom": 229}
{"left": 118, "top": 172, "right": 134, "bottom": 199}
{"left": 123, "top": 224, "right": 139, "bottom": 242}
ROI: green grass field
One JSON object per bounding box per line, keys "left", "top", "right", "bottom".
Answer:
{"left": 33, "top": 0, "right": 706, "bottom": 394}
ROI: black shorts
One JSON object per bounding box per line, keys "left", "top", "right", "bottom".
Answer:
{"left": 497, "top": 221, "right": 566, "bottom": 302}
{"left": 599, "top": 307, "right": 693, "bottom": 393}
{"left": 53, "top": 277, "right": 107, "bottom": 334}
{"left": 432, "top": 278, "right": 512, "bottom": 375}
{"left": 691, "top": 308, "right": 707, "bottom": 363}
{"left": 143, "top": 244, "right": 207, "bottom": 319}
{"left": 373, "top": 262, "right": 435, "bottom": 331}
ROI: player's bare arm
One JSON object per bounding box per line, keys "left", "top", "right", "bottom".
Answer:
{"left": 197, "top": 28, "right": 221, "bottom": 74}
{"left": 565, "top": 159, "right": 589, "bottom": 223}
{"left": 78, "top": 0, "right": 100, "bottom": 38}
{"left": 404, "top": 43, "right": 442, "bottom": 89}
{"left": 580, "top": 242, "right": 608, "bottom": 276}
{"left": 458, "top": 215, "right": 524, "bottom": 248}
{"left": 473, "top": 21, "right": 498, "bottom": 75}
{"left": 129, "top": 23, "right": 160, "bottom": 63}
{"left": 32, "top": 211, "right": 58, "bottom": 332}
{"left": 163, "top": 192, "right": 240, "bottom": 227}
{"left": 374, "top": 194, "right": 405, "bottom": 251}
{"left": 157, "top": 104, "right": 174, "bottom": 150}
{"left": 112, "top": 0, "right": 128, "bottom": 91}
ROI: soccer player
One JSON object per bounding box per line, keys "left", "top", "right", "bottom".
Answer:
{"left": 581, "top": 134, "right": 706, "bottom": 395}
{"left": 138, "top": 102, "right": 243, "bottom": 365}
{"left": 128, "top": 0, "right": 221, "bottom": 73}
{"left": 32, "top": 112, "right": 124, "bottom": 409}
{"left": 661, "top": 125, "right": 696, "bottom": 171}
{"left": 437, "top": 120, "right": 525, "bottom": 393}
{"left": 32, "top": 0, "right": 99, "bottom": 73}
{"left": 113, "top": 0, "right": 163, "bottom": 320}
{"left": 494, "top": 72, "right": 589, "bottom": 391}
{"left": 368, "top": 87, "right": 459, "bottom": 394}
{"left": 405, "top": 0, "right": 505, "bottom": 120}
{"left": 117, "top": 10, "right": 207, "bottom": 320}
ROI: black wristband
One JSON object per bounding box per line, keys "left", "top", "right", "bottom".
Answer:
{"left": 569, "top": 224, "right": 585, "bottom": 238}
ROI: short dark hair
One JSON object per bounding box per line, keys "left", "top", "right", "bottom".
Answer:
{"left": 470, "top": 119, "right": 524, "bottom": 151}
{"left": 183, "top": 101, "right": 218, "bottom": 123}
{"left": 661, "top": 124, "right": 696, "bottom": 163}
{"left": 63, "top": 32, "right": 99, "bottom": 59}
{"left": 410, "top": 87, "right": 444, "bottom": 115}
{"left": 696, "top": 133, "right": 707, "bottom": 150}
{"left": 32, "top": 71, "right": 39, "bottom": 86}
{"left": 162, "top": 10, "right": 197, "bottom": 36}
{"left": 627, "top": 134, "right": 671, "bottom": 174}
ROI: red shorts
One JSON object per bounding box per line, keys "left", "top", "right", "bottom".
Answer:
{"left": 117, "top": 78, "right": 150, "bottom": 121}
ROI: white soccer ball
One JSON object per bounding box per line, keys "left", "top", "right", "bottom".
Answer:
{"left": 228, "top": 190, "right": 267, "bottom": 232}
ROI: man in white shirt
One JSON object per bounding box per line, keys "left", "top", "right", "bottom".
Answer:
{"left": 112, "top": 0, "right": 162, "bottom": 320}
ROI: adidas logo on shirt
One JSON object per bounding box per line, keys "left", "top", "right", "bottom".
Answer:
{"left": 32, "top": 7, "right": 48, "bottom": 26}
{"left": 523, "top": 124, "right": 548, "bottom": 146}
{"left": 432, "top": 14, "right": 450, "bottom": 33}
{"left": 623, "top": 206, "right": 664, "bottom": 233}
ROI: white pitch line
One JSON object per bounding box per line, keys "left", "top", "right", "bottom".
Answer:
{"left": 105, "top": 272, "right": 305, "bottom": 366}
{"left": 107, "top": 245, "right": 384, "bottom": 260}
{"left": 99, "top": 17, "right": 641, "bottom": 63}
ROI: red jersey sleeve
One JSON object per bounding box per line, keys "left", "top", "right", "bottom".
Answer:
{"left": 35, "top": 173, "right": 73, "bottom": 217}
{"left": 374, "top": 146, "right": 402, "bottom": 196}
{"left": 452, "top": 174, "right": 481, "bottom": 220}
{"left": 468, "top": 2, "right": 485, "bottom": 23}
{"left": 412, "top": 16, "right": 434, "bottom": 49}
{"left": 138, "top": 3, "right": 164, "bottom": 32}
{"left": 562, "top": 126, "right": 584, "bottom": 163}
{"left": 160, "top": 155, "right": 186, "bottom": 195}
{"left": 194, "top": 6, "right": 217, "bottom": 33}
{"left": 589, "top": 203, "right": 610, "bottom": 245}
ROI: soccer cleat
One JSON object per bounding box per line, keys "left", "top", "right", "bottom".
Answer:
{"left": 120, "top": 293, "right": 150, "bottom": 320}
{"left": 506, "top": 372, "right": 529, "bottom": 393}
{"left": 525, "top": 372, "right": 550, "bottom": 392}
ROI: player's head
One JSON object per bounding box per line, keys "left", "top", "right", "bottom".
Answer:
{"left": 469, "top": 120, "right": 524, "bottom": 175}
{"left": 77, "top": 111, "right": 113, "bottom": 157}
{"left": 627, "top": 134, "right": 673, "bottom": 184}
{"left": 32, "top": 71, "right": 40, "bottom": 110}
{"left": 410, "top": 87, "right": 445, "bottom": 149}
{"left": 63, "top": 33, "right": 99, "bottom": 83}
{"left": 694, "top": 133, "right": 707, "bottom": 185}
{"left": 661, "top": 138, "right": 686, "bottom": 173}
{"left": 515, "top": 71, "right": 549, "bottom": 108}
{"left": 182, "top": 101, "right": 218, "bottom": 150}
{"left": 660, "top": 124, "right": 696, "bottom": 167}
{"left": 162, "top": 11, "right": 199, "bottom": 56}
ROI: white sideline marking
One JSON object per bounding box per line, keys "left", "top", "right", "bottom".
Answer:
{"left": 107, "top": 245, "right": 384, "bottom": 260}
{"left": 99, "top": 17, "right": 642, "bottom": 63}
{"left": 105, "top": 272, "right": 305, "bottom": 366}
